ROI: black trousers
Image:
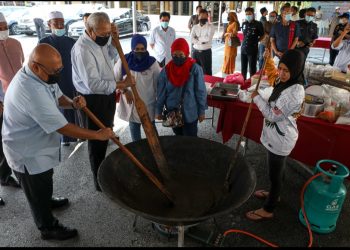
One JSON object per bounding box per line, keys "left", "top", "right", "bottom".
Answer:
{"left": 329, "top": 47, "right": 339, "bottom": 66}
{"left": 0, "top": 116, "right": 13, "bottom": 183}
{"left": 14, "top": 168, "right": 57, "bottom": 230}
{"left": 263, "top": 151, "right": 287, "bottom": 213}
{"left": 241, "top": 52, "right": 258, "bottom": 80}
{"left": 295, "top": 47, "right": 310, "bottom": 86}
{"left": 83, "top": 93, "right": 116, "bottom": 188}
{"left": 193, "top": 48, "right": 212, "bottom": 75}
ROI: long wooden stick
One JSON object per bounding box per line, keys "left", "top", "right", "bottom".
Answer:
{"left": 111, "top": 36, "right": 171, "bottom": 181}
{"left": 224, "top": 40, "right": 271, "bottom": 189}
{"left": 82, "top": 107, "right": 175, "bottom": 204}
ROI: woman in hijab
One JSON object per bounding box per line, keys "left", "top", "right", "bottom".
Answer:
{"left": 246, "top": 49, "right": 305, "bottom": 221}
{"left": 114, "top": 34, "right": 160, "bottom": 142}
{"left": 155, "top": 38, "right": 207, "bottom": 137}
{"left": 221, "top": 11, "right": 240, "bottom": 74}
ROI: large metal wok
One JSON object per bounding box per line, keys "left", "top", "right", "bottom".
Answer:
{"left": 98, "top": 136, "right": 256, "bottom": 227}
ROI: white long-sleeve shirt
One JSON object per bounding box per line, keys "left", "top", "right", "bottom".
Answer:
{"left": 190, "top": 23, "right": 215, "bottom": 51}
{"left": 114, "top": 60, "right": 160, "bottom": 123}
{"left": 332, "top": 39, "right": 350, "bottom": 73}
{"left": 253, "top": 84, "right": 305, "bottom": 156}
{"left": 71, "top": 32, "right": 118, "bottom": 95}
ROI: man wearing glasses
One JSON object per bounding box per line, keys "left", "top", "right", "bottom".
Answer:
{"left": 39, "top": 11, "right": 80, "bottom": 146}
{"left": 71, "top": 12, "right": 134, "bottom": 192}
{"left": 2, "top": 43, "right": 116, "bottom": 240}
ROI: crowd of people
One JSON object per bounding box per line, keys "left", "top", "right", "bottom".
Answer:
{"left": 0, "top": 1, "right": 350, "bottom": 242}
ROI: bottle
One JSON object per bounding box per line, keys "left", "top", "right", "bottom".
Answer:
{"left": 323, "top": 165, "right": 337, "bottom": 183}
{"left": 346, "top": 64, "right": 350, "bottom": 84}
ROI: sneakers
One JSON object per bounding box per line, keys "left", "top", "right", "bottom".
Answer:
{"left": 41, "top": 221, "right": 78, "bottom": 240}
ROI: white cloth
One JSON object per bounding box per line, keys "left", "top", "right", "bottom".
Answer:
{"left": 332, "top": 39, "right": 350, "bottom": 73}
{"left": 222, "top": 12, "right": 228, "bottom": 24}
{"left": 49, "top": 11, "right": 64, "bottom": 20}
{"left": 114, "top": 60, "right": 160, "bottom": 123}
{"left": 253, "top": 84, "right": 305, "bottom": 156}
{"left": 190, "top": 23, "right": 215, "bottom": 51}
{"left": 149, "top": 26, "right": 176, "bottom": 64}
{"left": 0, "top": 12, "right": 5, "bottom": 22}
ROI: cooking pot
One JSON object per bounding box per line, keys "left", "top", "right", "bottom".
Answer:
{"left": 97, "top": 136, "right": 256, "bottom": 226}
{"left": 302, "top": 99, "right": 325, "bottom": 118}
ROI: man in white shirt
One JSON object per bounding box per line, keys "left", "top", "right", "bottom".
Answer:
{"left": 332, "top": 23, "right": 350, "bottom": 73}
{"left": 149, "top": 12, "right": 176, "bottom": 68}
{"left": 190, "top": 9, "right": 215, "bottom": 75}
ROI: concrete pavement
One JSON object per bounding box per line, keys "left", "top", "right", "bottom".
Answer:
{"left": 0, "top": 111, "right": 349, "bottom": 247}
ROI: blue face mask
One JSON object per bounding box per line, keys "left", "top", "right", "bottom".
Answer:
{"left": 305, "top": 15, "right": 314, "bottom": 23}
{"left": 285, "top": 13, "right": 292, "bottom": 21}
{"left": 160, "top": 21, "right": 169, "bottom": 29}
{"left": 53, "top": 28, "right": 65, "bottom": 37}
{"left": 246, "top": 15, "right": 253, "bottom": 22}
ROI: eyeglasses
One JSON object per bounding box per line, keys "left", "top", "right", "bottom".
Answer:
{"left": 33, "top": 61, "right": 64, "bottom": 75}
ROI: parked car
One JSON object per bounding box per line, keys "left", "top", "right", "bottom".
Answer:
{"left": 17, "top": 4, "right": 106, "bottom": 36}
{"left": 68, "top": 8, "right": 151, "bottom": 40}
{"left": 0, "top": 6, "right": 31, "bottom": 35}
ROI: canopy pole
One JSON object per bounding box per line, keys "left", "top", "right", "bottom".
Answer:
{"left": 132, "top": 1, "right": 137, "bottom": 34}
{"left": 217, "top": 1, "right": 222, "bottom": 40}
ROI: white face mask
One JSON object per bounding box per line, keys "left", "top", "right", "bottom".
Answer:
{"left": 0, "top": 29, "right": 9, "bottom": 40}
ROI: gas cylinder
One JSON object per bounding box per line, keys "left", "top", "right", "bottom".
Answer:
{"left": 299, "top": 159, "right": 349, "bottom": 234}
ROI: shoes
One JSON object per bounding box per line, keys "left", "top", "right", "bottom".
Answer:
{"left": 41, "top": 221, "right": 78, "bottom": 240}
{"left": 0, "top": 176, "right": 21, "bottom": 188}
{"left": 51, "top": 197, "right": 69, "bottom": 210}
{"left": 254, "top": 189, "right": 280, "bottom": 202}
{"left": 0, "top": 197, "right": 4, "bottom": 206}
{"left": 246, "top": 209, "right": 274, "bottom": 222}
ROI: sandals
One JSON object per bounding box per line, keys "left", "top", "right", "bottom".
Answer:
{"left": 254, "top": 189, "right": 281, "bottom": 202}
{"left": 246, "top": 209, "right": 274, "bottom": 221}
{"left": 254, "top": 189, "right": 269, "bottom": 200}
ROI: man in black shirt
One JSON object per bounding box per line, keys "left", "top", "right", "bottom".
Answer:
{"left": 329, "top": 13, "right": 349, "bottom": 65}
{"left": 296, "top": 7, "right": 318, "bottom": 58}
{"left": 241, "top": 7, "right": 264, "bottom": 80}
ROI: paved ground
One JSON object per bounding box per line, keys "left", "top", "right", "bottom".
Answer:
{"left": 0, "top": 32, "right": 347, "bottom": 247}
{"left": 0, "top": 110, "right": 349, "bottom": 247}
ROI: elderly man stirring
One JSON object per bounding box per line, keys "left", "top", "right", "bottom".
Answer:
{"left": 71, "top": 12, "right": 134, "bottom": 192}
{"left": 39, "top": 11, "right": 80, "bottom": 146}
{"left": 0, "top": 12, "right": 23, "bottom": 188}
{"left": 2, "top": 44, "right": 116, "bottom": 240}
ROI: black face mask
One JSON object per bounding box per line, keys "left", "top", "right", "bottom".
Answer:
{"left": 199, "top": 19, "right": 208, "bottom": 25}
{"left": 172, "top": 56, "right": 187, "bottom": 66}
{"left": 95, "top": 35, "right": 110, "bottom": 46}
{"left": 134, "top": 51, "right": 147, "bottom": 61}
{"left": 46, "top": 73, "right": 61, "bottom": 85}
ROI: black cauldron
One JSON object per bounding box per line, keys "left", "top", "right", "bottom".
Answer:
{"left": 98, "top": 136, "right": 256, "bottom": 226}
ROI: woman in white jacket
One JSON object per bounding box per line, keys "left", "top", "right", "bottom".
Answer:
{"left": 246, "top": 49, "right": 305, "bottom": 221}
{"left": 114, "top": 34, "right": 160, "bottom": 141}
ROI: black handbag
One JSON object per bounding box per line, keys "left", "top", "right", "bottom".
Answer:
{"left": 230, "top": 35, "right": 241, "bottom": 47}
